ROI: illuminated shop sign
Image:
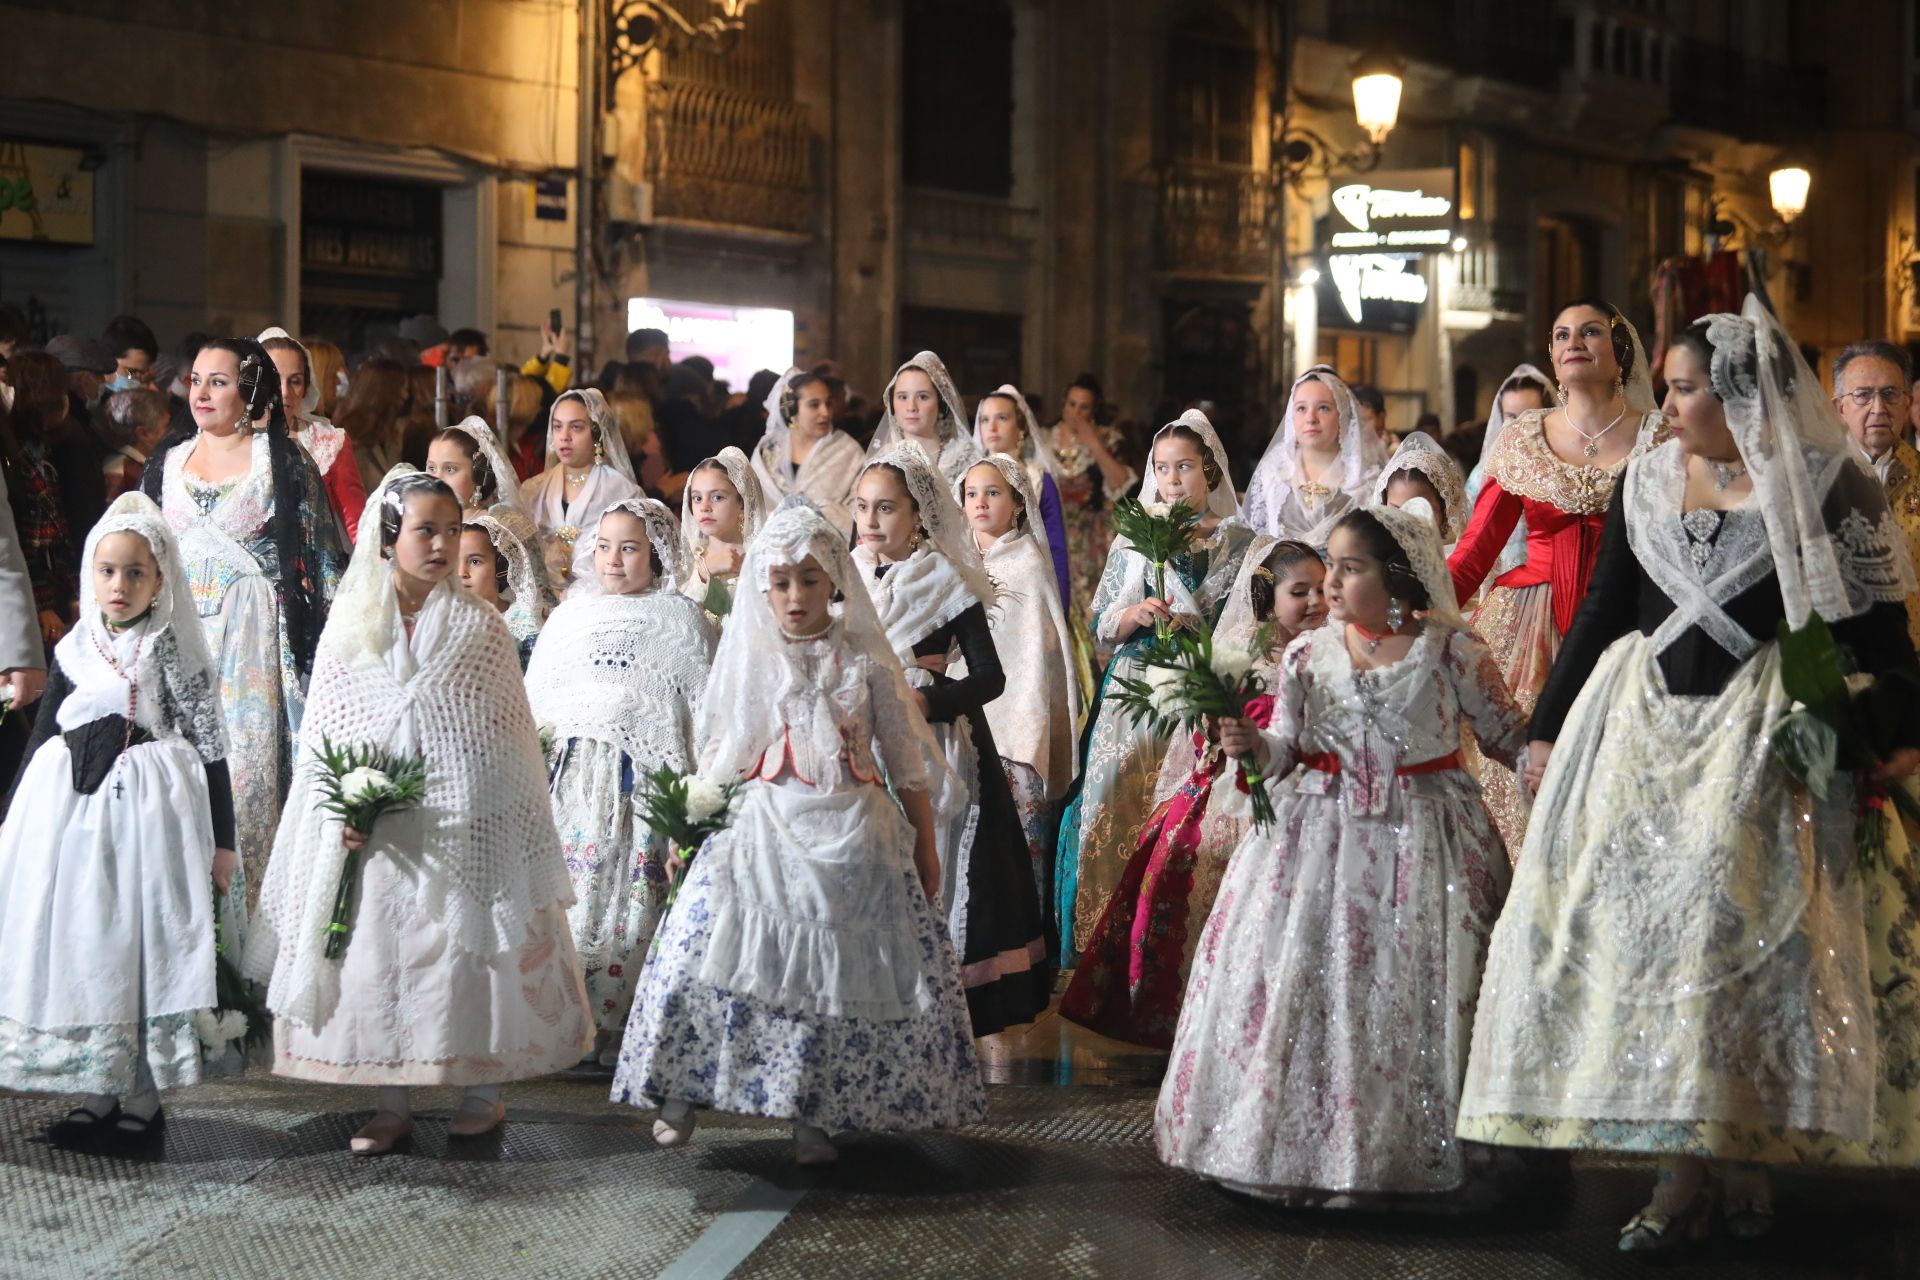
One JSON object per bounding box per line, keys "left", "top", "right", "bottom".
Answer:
{"left": 627, "top": 296, "right": 795, "bottom": 389}
{"left": 1319, "top": 168, "right": 1455, "bottom": 331}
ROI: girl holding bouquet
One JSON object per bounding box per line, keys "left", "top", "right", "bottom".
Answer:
{"left": 854, "top": 447, "right": 1049, "bottom": 1034}
{"left": 613, "top": 497, "right": 985, "bottom": 1166}
{"left": 1155, "top": 503, "right": 1525, "bottom": 1207}
{"left": 1061, "top": 537, "right": 1324, "bottom": 1048}
{"left": 526, "top": 497, "right": 714, "bottom": 1064}
{"left": 1055, "top": 410, "right": 1254, "bottom": 960}
{"left": 246, "top": 469, "right": 591, "bottom": 1154}
{"left": 955, "top": 455, "right": 1081, "bottom": 930}
{"left": 0, "top": 494, "right": 239, "bottom": 1140}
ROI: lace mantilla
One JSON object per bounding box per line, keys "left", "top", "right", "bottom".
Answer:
{"left": 525, "top": 590, "right": 714, "bottom": 767}
{"left": 866, "top": 351, "right": 984, "bottom": 486}
{"left": 1371, "top": 431, "right": 1469, "bottom": 541}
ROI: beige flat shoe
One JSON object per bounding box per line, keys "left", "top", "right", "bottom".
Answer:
{"left": 349, "top": 1111, "right": 414, "bottom": 1156}
{"left": 447, "top": 1098, "right": 507, "bottom": 1138}
{"left": 652, "top": 1101, "right": 696, "bottom": 1148}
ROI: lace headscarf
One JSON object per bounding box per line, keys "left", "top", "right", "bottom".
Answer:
{"left": 257, "top": 326, "right": 321, "bottom": 419}
{"left": 679, "top": 446, "right": 766, "bottom": 561}
{"left": 956, "top": 451, "right": 1058, "bottom": 583}
{"left": 1140, "top": 408, "right": 1242, "bottom": 521}
{"left": 543, "top": 388, "right": 638, "bottom": 484}
{"left": 1244, "top": 366, "right": 1377, "bottom": 534}
{"left": 761, "top": 366, "right": 807, "bottom": 469}
{"left": 1697, "top": 294, "right": 1916, "bottom": 627}
{"left": 568, "top": 495, "right": 691, "bottom": 597}
{"left": 972, "top": 384, "right": 1061, "bottom": 482}
{"left": 466, "top": 502, "right": 548, "bottom": 643}
{"left": 1477, "top": 362, "right": 1551, "bottom": 477}
{"left": 699, "top": 496, "right": 943, "bottom": 787}
{"left": 1210, "top": 533, "right": 1325, "bottom": 654}
{"left": 1360, "top": 499, "right": 1468, "bottom": 630}
{"left": 322, "top": 467, "right": 462, "bottom": 666}
{"left": 1371, "top": 430, "right": 1469, "bottom": 541}
{"left": 866, "top": 351, "right": 983, "bottom": 481}
{"left": 56, "top": 492, "right": 227, "bottom": 761}
{"left": 856, "top": 444, "right": 997, "bottom": 607}
{"left": 441, "top": 413, "right": 526, "bottom": 510}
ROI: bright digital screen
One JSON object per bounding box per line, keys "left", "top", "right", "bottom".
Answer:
{"left": 626, "top": 296, "right": 795, "bottom": 389}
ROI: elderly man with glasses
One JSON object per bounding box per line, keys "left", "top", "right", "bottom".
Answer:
{"left": 1833, "top": 339, "right": 1920, "bottom": 647}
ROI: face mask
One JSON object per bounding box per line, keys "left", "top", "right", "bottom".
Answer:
{"left": 106, "top": 373, "right": 140, "bottom": 393}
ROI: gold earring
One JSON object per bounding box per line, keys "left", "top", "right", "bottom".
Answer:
{"left": 593, "top": 438, "right": 605, "bottom": 465}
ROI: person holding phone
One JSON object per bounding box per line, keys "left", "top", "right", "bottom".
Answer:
{"left": 521, "top": 308, "right": 573, "bottom": 396}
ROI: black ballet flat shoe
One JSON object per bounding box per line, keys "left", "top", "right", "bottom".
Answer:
{"left": 113, "top": 1106, "right": 165, "bottom": 1140}
{"left": 48, "top": 1102, "right": 122, "bottom": 1144}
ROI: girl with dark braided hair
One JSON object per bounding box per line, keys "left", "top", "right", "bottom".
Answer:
{"left": 141, "top": 337, "right": 346, "bottom": 906}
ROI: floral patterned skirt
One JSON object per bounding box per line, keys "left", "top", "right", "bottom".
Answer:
{"left": 611, "top": 782, "right": 986, "bottom": 1132}
{"left": 1461, "top": 581, "right": 1557, "bottom": 860}
{"left": 1155, "top": 778, "right": 1509, "bottom": 1195}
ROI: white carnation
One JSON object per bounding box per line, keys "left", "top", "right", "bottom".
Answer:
{"left": 193, "top": 1009, "right": 224, "bottom": 1049}
{"left": 1209, "top": 644, "right": 1254, "bottom": 684}
{"left": 1145, "top": 665, "right": 1185, "bottom": 717}
{"left": 1142, "top": 501, "right": 1171, "bottom": 519}
{"left": 682, "top": 775, "right": 727, "bottom": 824}
{"left": 340, "top": 766, "right": 391, "bottom": 803}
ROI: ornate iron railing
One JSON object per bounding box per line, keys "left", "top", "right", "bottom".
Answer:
{"left": 644, "top": 78, "right": 813, "bottom": 235}
{"left": 1158, "top": 164, "right": 1273, "bottom": 280}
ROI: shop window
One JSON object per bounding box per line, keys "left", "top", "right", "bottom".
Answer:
{"left": 902, "top": 0, "right": 1013, "bottom": 197}
{"left": 299, "top": 173, "right": 443, "bottom": 352}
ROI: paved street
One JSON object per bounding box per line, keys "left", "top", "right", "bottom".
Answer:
{"left": 1, "top": 1008, "right": 1914, "bottom": 1279}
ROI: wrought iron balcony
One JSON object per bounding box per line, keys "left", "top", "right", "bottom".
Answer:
{"left": 643, "top": 78, "right": 813, "bottom": 236}
{"left": 1158, "top": 164, "right": 1274, "bottom": 281}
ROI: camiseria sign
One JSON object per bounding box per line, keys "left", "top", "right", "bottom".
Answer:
{"left": 1320, "top": 168, "right": 1455, "bottom": 329}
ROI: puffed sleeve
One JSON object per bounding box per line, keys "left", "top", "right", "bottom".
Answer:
{"left": 1448, "top": 628, "right": 1526, "bottom": 769}
{"left": 867, "top": 654, "right": 933, "bottom": 793}
{"left": 326, "top": 436, "right": 369, "bottom": 542}
{"left": 1528, "top": 493, "right": 1638, "bottom": 743}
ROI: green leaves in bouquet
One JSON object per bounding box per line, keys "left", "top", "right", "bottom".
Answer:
{"left": 1108, "top": 497, "right": 1201, "bottom": 569}
{"left": 636, "top": 766, "right": 740, "bottom": 854}
{"left": 313, "top": 737, "right": 429, "bottom": 828}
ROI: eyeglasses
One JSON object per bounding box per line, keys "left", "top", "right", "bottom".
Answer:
{"left": 1841, "top": 386, "right": 1911, "bottom": 408}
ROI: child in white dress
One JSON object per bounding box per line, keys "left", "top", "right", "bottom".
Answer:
{"left": 246, "top": 469, "right": 592, "bottom": 1154}
{"left": 0, "top": 494, "right": 238, "bottom": 1141}
{"left": 612, "top": 497, "right": 985, "bottom": 1165}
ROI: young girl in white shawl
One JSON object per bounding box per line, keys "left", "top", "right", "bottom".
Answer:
{"left": 427, "top": 414, "right": 526, "bottom": 517}
{"left": 955, "top": 454, "right": 1081, "bottom": 933}
{"left": 1242, "top": 366, "right": 1380, "bottom": 544}
{"left": 459, "top": 504, "right": 549, "bottom": 671}
{"left": 612, "top": 498, "right": 985, "bottom": 1166}
{"left": 526, "top": 497, "right": 714, "bottom": 1064}
{"left": 679, "top": 446, "right": 766, "bottom": 623}
{"left": 973, "top": 387, "right": 1072, "bottom": 612}
{"left": 246, "top": 469, "right": 592, "bottom": 1154}
{"left": 750, "top": 369, "right": 864, "bottom": 533}
{"left": 865, "top": 352, "right": 984, "bottom": 489}
{"left": 0, "top": 494, "right": 238, "bottom": 1140}
{"left": 522, "top": 389, "right": 643, "bottom": 592}
{"left": 1054, "top": 410, "right": 1255, "bottom": 960}
{"left": 1156, "top": 503, "right": 1525, "bottom": 1206}
{"left": 854, "top": 447, "right": 1050, "bottom": 1033}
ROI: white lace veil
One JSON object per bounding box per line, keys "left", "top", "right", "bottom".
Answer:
{"left": 973, "top": 384, "right": 1061, "bottom": 482}
{"left": 698, "top": 496, "right": 943, "bottom": 784}
{"left": 543, "top": 387, "right": 638, "bottom": 484}
{"left": 1245, "top": 366, "right": 1375, "bottom": 530}
{"left": 568, "top": 496, "right": 691, "bottom": 597}
{"left": 679, "top": 445, "right": 766, "bottom": 560}
{"left": 257, "top": 325, "right": 321, "bottom": 419}
{"left": 1371, "top": 430, "right": 1469, "bottom": 541}
{"left": 867, "top": 351, "right": 973, "bottom": 460}
{"left": 62, "top": 491, "right": 227, "bottom": 757}
{"left": 1702, "top": 294, "right": 1917, "bottom": 627}
{"left": 858, "top": 445, "right": 997, "bottom": 605}
{"left": 442, "top": 413, "right": 526, "bottom": 510}
{"left": 1362, "top": 499, "right": 1468, "bottom": 630}
{"left": 1478, "top": 362, "right": 1551, "bottom": 474}
{"left": 957, "top": 451, "right": 1057, "bottom": 573}
{"left": 1140, "top": 408, "right": 1242, "bottom": 521}
{"left": 325, "top": 466, "right": 463, "bottom": 665}
{"left": 1211, "top": 534, "right": 1326, "bottom": 654}
{"left": 466, "top": 502, "right": 547, "bottom": 639}
{"left": 761, "top": 366, "right": 806, "bottom": 468}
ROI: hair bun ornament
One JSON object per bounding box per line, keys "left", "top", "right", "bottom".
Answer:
{"left": 1704, "top": 314, "right": 1762, "bottom": 407}
{"left": 1397, "top": 495, "right": 1439, "bottom": 531}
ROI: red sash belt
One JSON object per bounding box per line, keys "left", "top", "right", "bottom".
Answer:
{"left": 1299, "top": 751, "right": 1462, "bottom": 777}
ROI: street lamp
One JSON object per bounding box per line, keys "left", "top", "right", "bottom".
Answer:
{"left": 1769, "top": 166, "right": 1811, "bottom": 225}
{"left": 1350, "top": 52, "right": 1405, "bottom": 148}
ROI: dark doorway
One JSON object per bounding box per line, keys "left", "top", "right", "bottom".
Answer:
{"left": 899, "top": 306, "right": 1022, "bottom": 405}
{"left": 1162, "top": 297, "right": 1254, "bottom": 480}
{"left": 299, "top": 172, "right": 443, "bottom": 352}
